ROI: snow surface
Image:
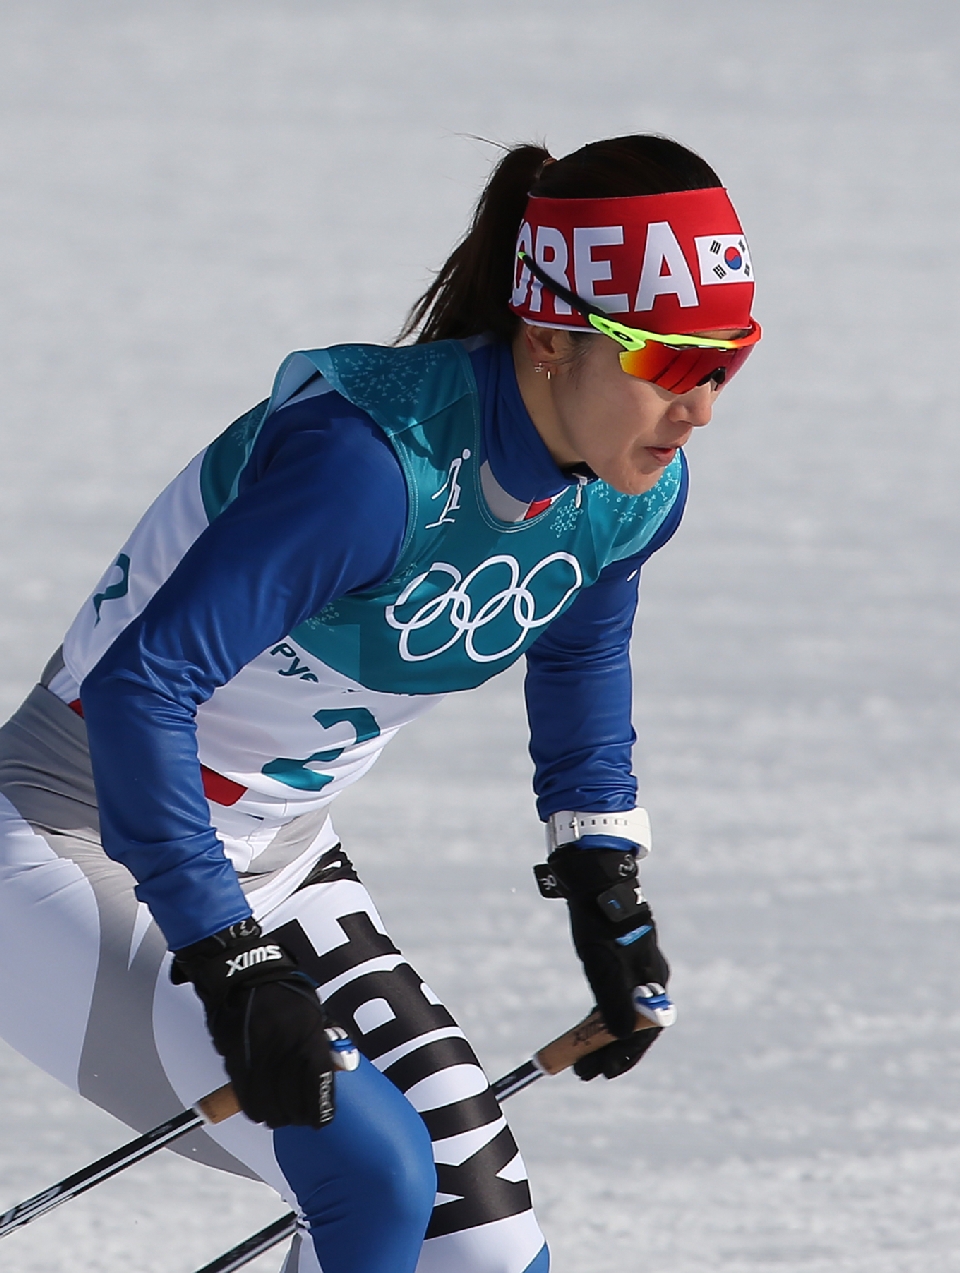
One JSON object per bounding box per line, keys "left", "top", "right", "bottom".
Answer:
{"left": 2, "top": 2, "right": 960, "bottom": 1269}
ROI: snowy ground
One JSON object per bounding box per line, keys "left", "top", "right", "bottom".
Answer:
{"left": 1, "top": 2, "right": 960, "bottom": 1270}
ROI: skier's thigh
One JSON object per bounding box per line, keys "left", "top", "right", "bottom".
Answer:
{"left": 261, "top": 877, "right": 549, "bottom": 1273}
{"left": 0, "top": 794, "right": 99, "bottom": 1089}
{"left": 0, "top": 793, "right": 291, "bottom": 1194}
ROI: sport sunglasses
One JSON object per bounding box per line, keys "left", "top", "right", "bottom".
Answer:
{"left": 517, "top": 249, "right": 761, "bottom": 394}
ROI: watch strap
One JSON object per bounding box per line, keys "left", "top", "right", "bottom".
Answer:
{"left": 545, "top": 808, "right": 651, "bottom": 857}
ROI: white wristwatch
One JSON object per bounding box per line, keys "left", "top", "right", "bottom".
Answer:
{"left": 545, "top": 807, "right": 652, "bottom": 857}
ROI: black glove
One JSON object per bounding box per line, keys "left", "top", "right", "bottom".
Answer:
{"left": 536, "top": 845, "right": 670, "bottom": 1041}
{"left": 171, "top": 918, "right": 336, "bottom": 1129}
{"left": 573, "top": 1023, "right": 663, "bottom": 1081}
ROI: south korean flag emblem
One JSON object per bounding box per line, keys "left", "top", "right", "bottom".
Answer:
{"left": 694, "top": 234, "right": 754, "bottom": 285}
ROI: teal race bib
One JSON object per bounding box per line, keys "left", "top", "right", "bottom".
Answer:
{"left": 202, "top": 340, "right": 683, "bottom": 696}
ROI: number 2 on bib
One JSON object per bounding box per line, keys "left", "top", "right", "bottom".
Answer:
{"left": 261, "top": 708, "right": 380, "bottom": 791}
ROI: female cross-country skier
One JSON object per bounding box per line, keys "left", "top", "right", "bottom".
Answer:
{"left": 0, "top": 134, "right": 759, "bottom": 1272}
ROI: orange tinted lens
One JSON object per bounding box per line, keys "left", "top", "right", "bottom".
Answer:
{"left": 618, "top": 342, "right": 754, "bottom": 393}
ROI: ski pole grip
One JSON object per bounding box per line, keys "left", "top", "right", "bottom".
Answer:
{"left": 195, "top": 1084, "right": 241, "bottom": 1124}
{"left": 534, "top": 1006, "right": 658, "bottom": 1076}
{"left": 193, "top": 1007, "right": 662, "bottom": 1118}
{"left": 193, "top": 1027, "right": 359, "bottom": 1124}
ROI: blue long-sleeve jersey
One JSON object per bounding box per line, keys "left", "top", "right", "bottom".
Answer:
{"left": 63, "top": 340, "right": 686, "bottom": 949}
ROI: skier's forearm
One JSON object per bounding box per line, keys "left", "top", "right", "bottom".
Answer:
{"left": 525, "top": 556, "right": 641, "bottom": 846}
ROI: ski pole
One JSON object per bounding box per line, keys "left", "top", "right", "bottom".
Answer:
{"left": 194, "top": 1213, "right": 298, "bottom": 1273}
{"left": 0, "top": 987, "right": 672, "bottom": 1249}
{"left": 0, "top": 1079, "right": 245, "bottom": 1241}
{"left": 0, "top": 1031, "right": 354, "bottom": 1241}
{"left": 191, "top": 985, "right": 675, "bottom": 1273}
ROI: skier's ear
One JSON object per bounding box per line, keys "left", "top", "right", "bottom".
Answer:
{"left": 521, "top": 323, "right": 578, "bottom": 370}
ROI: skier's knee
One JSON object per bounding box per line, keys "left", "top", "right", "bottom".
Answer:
{"left": 289, "top": 1108, "right": 435, "bottom": 1266}
{"left": 274, "top": 1057, "right": 436, "bottom": 1256}
{"left": 354, "top": 1110, "right": 435, "bottom": 1235}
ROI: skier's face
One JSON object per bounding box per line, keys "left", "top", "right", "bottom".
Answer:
{"left": 516, "top": 326, "right": 729, "bottom": 496}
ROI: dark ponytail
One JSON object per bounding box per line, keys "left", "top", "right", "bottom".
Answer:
{"left": 397, "top": 144, "right": 551, "bottom": 345}
{"left": 398, "top": 135, "right": 722, "bottom": 345}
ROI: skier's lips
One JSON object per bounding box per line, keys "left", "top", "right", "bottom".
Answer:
{"left": 645, "top": 446, "right": 677, "bottom": 465}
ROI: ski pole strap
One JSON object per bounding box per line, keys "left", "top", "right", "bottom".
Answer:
{"left": 544, "top": 807, "right": 651, "bottom": 855}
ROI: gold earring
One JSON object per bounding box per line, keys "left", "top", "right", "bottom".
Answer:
{"left": 535, "top": 362, "right": 553, "bottom": 381}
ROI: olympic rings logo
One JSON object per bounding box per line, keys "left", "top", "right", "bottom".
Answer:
{"left": 384, "top": 552, "right": 583, "bottom": 663}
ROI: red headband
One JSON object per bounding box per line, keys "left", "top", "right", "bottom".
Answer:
{"left": 509, "top": 187, "right": 754, "bottom": 335}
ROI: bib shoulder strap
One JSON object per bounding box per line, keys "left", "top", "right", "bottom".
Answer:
{"left": 274, "top": 341, "right": 476, "bottom": 440}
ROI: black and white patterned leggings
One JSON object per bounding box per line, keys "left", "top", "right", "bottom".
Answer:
{"left": 0, "top": 690, "right": 549, "bottom": 1271}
